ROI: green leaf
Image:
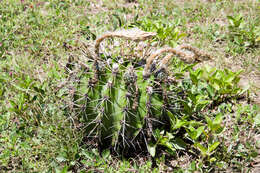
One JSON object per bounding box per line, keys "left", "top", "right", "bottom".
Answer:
{"left": 159, "top": 138, "right": 175, "bottom": 152}
{"left": 172, "top": 138, "right": 187, "bottom": 150}
{"left": 178, "top": 32, "right": 187, "bottom": 39}
{"left": 187, "top": 126, "right": 196, "bottom": 140}
{"left": 9, "top": 100, "right": 17, "bottom": 108}
{"left": 207, "top": 114, "right": 224, "bottom": 134}
{"left": 209, "top": 141, "right": 220, "bottom": 153}
{"left": 148, "top": 143, "right": 157, "bottom": 157}
{"left": 227, "top": 16, "right": 235, "bottom": 26}
{"left": 174, "top": 118, "right": 188, "bottom": 129}
{"left": 210, "top": 157, "right": 217, "bottom": 163}
{"left": 213, "top": 113, "right": 223, "bottom": 125}
{"left": 165, "top": 132, "right": 174, "bottom": 140}
{"left": 188, "top": 126, "right": 205, "bottom": 140}
{"left": 189, "top": 161, "right": 196, "bottom": 171}
{"left": 224, "top": 73, "right": 235, "bottom": 83}
{"left": 206, "top": 116, "right": 213, "bottom": 130}
{"left": 214, "top": 125, "right": 224, "bottom": 134}
{"left": 167, "top": 111, "right": 175, "bottom": 122}
{"left": 254, "top": 113, "right": 260, "bottom": 126}
{"left": 80, "top": 150, "right": 94, "bottom": 160}
{"left": 196, "top": 99, "right": 210, "bottom": 111}
{"left": 56, "top": 156, "right": 67, "bottom": 162}
{"left": 207, "top": 84, "right": 215, "bottom": 98}
{"left": 195, "top": 126, "right": 205, "bottom": 140}
{"left": 55, "top": 166, "right": 69, "bottom": 173}
{"left": 102, "top": 149, "right": 110, "bottom": 159}
{"left": 195, "top": 143, "right": 207, "bottom": 156}
{"left": 212, "top": 82, "right": 220, "bottom": 90}
{"left": 190, "top": 73, "right": 198, "bottom": 85}
{"left": 154, "top": 129, "right": 161, "bottom": 140}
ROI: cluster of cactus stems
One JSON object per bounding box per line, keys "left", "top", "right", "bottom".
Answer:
{"left": 75, "top": 28, "right": 211, "bottom": 154}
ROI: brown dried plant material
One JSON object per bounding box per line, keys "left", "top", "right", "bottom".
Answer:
{"left": 143, "top": 45, "right": 212, "bottom": 77}
{"left": 159, "top": 44, "right": 212, "bottom": 66}
{"left": 143, "top": 47, "right": 190, "bottom": 77}
{"left": 94, "top": 28, "right": 157, "bottom": 57}
{"left": 158, "top": 53, "right": 174, "bottom": 68}
{"left": 94, "top": 29, "right": 212, "bottom": 78}
{"left": 177, "top": 44, "right": 212, "bottom": 61}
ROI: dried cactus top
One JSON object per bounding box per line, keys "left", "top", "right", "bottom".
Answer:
{"left": 93, "top": 28, "right": 212, "bottom": 78}
{"left": 143, "top": 45, "right": 212, "bottom": 78}
{"left": 95, "top": 28, "right": 157, "bottom": 56}
{"left": 110, "top": 28, "right": 157, "bottom": 41}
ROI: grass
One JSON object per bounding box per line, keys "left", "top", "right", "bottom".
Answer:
{"left": 0, "top": 0, "right": 259, "bottom": 172}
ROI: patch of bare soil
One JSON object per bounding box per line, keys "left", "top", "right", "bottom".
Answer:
{"left": 239, "top": 76, "right": 260, "bottom": 105}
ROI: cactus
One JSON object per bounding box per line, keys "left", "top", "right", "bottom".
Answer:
{"left": 74, "top": 28, "right": 211, "bottom": 154}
